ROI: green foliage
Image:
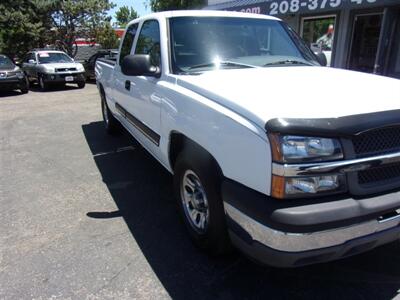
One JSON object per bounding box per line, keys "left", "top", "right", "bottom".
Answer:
{"left": 97, "top": 22, "right": 119, "bottom": 49}
{"left": 149, "top": 0, "right": 206, "bottom": 12}
{"left": 0, "top": 0, "right": 49, "bottom": 58}
{"left": 115, "top": 6, "right": 139, "bottom": 28}
{"left": 0, "top": 0, "right": 116, "bottom": 58}
{"left": 50, "top": 0, "right": 116, "bottom": 56}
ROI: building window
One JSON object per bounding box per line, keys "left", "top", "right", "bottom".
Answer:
{"left": 348, "top": 13, "right": 382, "bottom": 74}
{"left": 301, "top": 15, "right": 336, "bottom": 66}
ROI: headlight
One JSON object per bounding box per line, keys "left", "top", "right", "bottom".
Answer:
{"left": 272, "top": 174, "right": 347, "bottom": 199}
{"left": 7, "top": 71, "right": 24, "bottom": 79}
{"left": 269, "top": 134, "right": 346, "bottom": 199}
{"left": 43, "top": 66, "right": 55, "bottom": 73}
{"left": 269, "top": 134, "right": 343, "bottom": 163}
{"left": 77, "top": 65, "right": 85, "bottom": 72}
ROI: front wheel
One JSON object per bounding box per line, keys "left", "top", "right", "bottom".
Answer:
{"left": 20, "top": 79, "right": 29, "bottom": 94}
{"left": 174, "top": 149, "right": 231, "bottom": 255}
{"left": 20, "top": 86, "right": 28, "bottom": 94}
{"left": 77, "top": 81, "right": 85, "bottom": 89}
{"left": 39, "top": 76, "right": 47, "bottom": 91}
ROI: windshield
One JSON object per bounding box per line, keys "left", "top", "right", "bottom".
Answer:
{"left": 38, "top": 52, "right": 73, "bottom": 64}
{"left": 0, "top": 55, "right": 15, "bottom": 68}
{"left": 169, "top": 17, "right": 319, "bottom": 73}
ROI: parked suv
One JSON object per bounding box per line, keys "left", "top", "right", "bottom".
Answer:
{"left": 0, "top": 54, "right": 28, "bottom": 94}
{"left": 22, "top": 50, "right": 85, "bottom": 91}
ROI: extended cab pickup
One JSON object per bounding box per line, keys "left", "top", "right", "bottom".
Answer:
{"left": 96, "top": 10, "right": 400, "bottom": 267}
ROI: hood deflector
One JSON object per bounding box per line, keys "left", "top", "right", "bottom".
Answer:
{"left": 265, "top": 110, "right": 400, "bottom": 137}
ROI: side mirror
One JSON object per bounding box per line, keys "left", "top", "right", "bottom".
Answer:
{"left": 315, "top": 52, "right": 327, "bottom": 67}
{"left": 28, "top": 59, "right": 36, "bottom": 64}
{"left": 121, "top": 54, "right": 160, "bottom": 78}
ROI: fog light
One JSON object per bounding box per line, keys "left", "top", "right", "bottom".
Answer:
{"left": 272, "top": 174, "right": 346, "bottom": 199}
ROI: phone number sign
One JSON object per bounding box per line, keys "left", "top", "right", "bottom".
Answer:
{"left": 232, "top": 0, "right": 395, "bottom": 16}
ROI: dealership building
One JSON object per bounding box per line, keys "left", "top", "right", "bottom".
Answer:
{"left": 205, "top": 0, "right": 400, "bottom": 79}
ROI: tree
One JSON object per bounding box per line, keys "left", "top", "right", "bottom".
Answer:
{"left": 115, "top": 6, "right": 139, "bottom": 28}
{"left": 0, "top": 0, "right": 117, "bottom": 58}
{"left": 97, "top": 22, "right": 119, "bottom": 49}
{"left": 149, "top": 0, "right": 206, "bottom": 12}
{"left": 0, "top": 0, "right": 50, "bottom": 58}
{"left": 49, "top": 0, "right": 116, "bottom": 56}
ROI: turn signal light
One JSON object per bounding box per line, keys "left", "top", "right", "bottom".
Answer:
{"left": 271, "top": 175, "right": 285, "bottom": 199}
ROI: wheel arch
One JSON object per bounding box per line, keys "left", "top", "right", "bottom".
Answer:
{"left": 98, "top": 82, "right": 105, "bottom": 95}
{"left": 168, "top": 131, "right": 223, "bottom": 178}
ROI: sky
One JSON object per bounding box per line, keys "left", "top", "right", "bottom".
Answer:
{"left": 108, "top": 0, "right": 152, "bottom": 22}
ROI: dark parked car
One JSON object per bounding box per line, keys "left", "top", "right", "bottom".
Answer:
{"left": 0, "top": 54, "right": 28, "bottom": 94}
{"left": 82, "top": 50, "right": 118, "bottom": 80}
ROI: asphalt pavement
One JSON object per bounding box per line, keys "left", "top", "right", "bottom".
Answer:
{"left": 1, "top": 83, "right": 400, "bottom": 300}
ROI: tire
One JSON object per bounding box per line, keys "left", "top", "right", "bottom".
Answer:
{"left": 20, "top": 77, "right": 29, "bottom": 94}
{"left": 20, "top": 85, "right": 28, "bottom": 94}
{"left": 101, "top": 90, "right": 121, "bottom": 135}
{"left": 77, "top": 81, "right": 85, "bottom": 89}
{"left": 173, "top": 147, "right": 231, "bottom": 255}
{"left": 39, "top": 75, "right": 47, "bottom": 91}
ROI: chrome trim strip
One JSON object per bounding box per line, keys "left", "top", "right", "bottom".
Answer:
{"left": 224, "top": 203, "right": 400, "bottom": 252}
{"left": 115, "top": 102, "right": 160, "bottom": 146}
{"left": 378, "top": 213, "right": 400, "bottom": 224}
{"left": 272, "top": 151, "right": 400, "bottom": 177}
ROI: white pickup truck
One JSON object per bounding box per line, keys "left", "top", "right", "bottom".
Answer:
{"left": 96, "top": 10, "right": 400, "bottom": 267}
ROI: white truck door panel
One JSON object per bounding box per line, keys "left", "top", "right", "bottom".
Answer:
{"left": 112, "top": 22, "right": 139, "bottom": 115}
{"left": 121, "top": 19, "right": 163, "bottom": 155}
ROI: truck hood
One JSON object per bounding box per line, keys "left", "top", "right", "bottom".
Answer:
{"left": 176, "top": 67, "right": 400, "bottom": 129}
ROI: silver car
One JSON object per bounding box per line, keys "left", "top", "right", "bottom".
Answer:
{"left": 22, "top": 50, "right": 86, "bottom": 91}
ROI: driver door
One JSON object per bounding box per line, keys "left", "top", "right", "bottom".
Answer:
{"left": 120, "top": 20, "right": 163, "bottom": 156}
{"left": 22, "top": 53, "right": 37, "bottom": 79}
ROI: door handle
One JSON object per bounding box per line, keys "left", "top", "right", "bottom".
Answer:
{"left": 125, "top": 80, "right": 130, "bottom": 91}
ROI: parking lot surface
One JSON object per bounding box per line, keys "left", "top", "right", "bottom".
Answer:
{"left": 1, "top": 84, "right": 400, "bottom": 300}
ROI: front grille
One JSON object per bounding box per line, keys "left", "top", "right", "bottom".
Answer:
{"left": 352, "top": 127, "right": 400, "bottom": 158}
{"left": 56, "top": 68, "right": 77, "bottom": 72}
{"left": 358, "top": 163, "right": 400, "bottom": 185}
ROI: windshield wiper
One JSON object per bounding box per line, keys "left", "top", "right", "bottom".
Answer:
{"left": 188, "top": 61, "right": 256, "bottom": 70}
{"left": 263, "top": 60, "right": 312, "bottom": 67}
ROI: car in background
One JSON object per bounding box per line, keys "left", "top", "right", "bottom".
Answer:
{"left": 22, "top": 50, "right": 86, "bottom": 91}
{"left": 82, "top": 49, "right": 118, "bottom": 81}
{"left": 0, "top": 54, "right": 29, "bottom": 94}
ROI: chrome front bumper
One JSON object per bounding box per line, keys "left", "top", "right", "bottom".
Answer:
{"left": 225, "top": 203, "right": 400, "bottom": 253}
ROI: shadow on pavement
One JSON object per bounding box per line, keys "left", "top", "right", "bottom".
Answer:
{"left": 0, "top": 90, "right": 25, "bottom": 97}
{"left": 82, "top": 121, "right": 400, "bottom": 300}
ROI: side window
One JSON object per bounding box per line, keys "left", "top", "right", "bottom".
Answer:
{"left": 119, "top": 23, "right": 139, "bottom": 66}
{"left": 25, "top": 53, "right": 34, "bottom": 63}
{"left": 88, "top": 55, "right": 97, "bottom": 65}
{"left": 135, "top": 20, "right": 161, "bottom": 67}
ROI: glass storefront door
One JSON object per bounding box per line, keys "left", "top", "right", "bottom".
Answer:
{"left": 348, "top": 13, "right": 383, "bottom": 73}
{"left": 301, "top": 15, "right": 336, "bottom": 67}
{"left": 386, "top": 10, "right": 400, "bottom": 79}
